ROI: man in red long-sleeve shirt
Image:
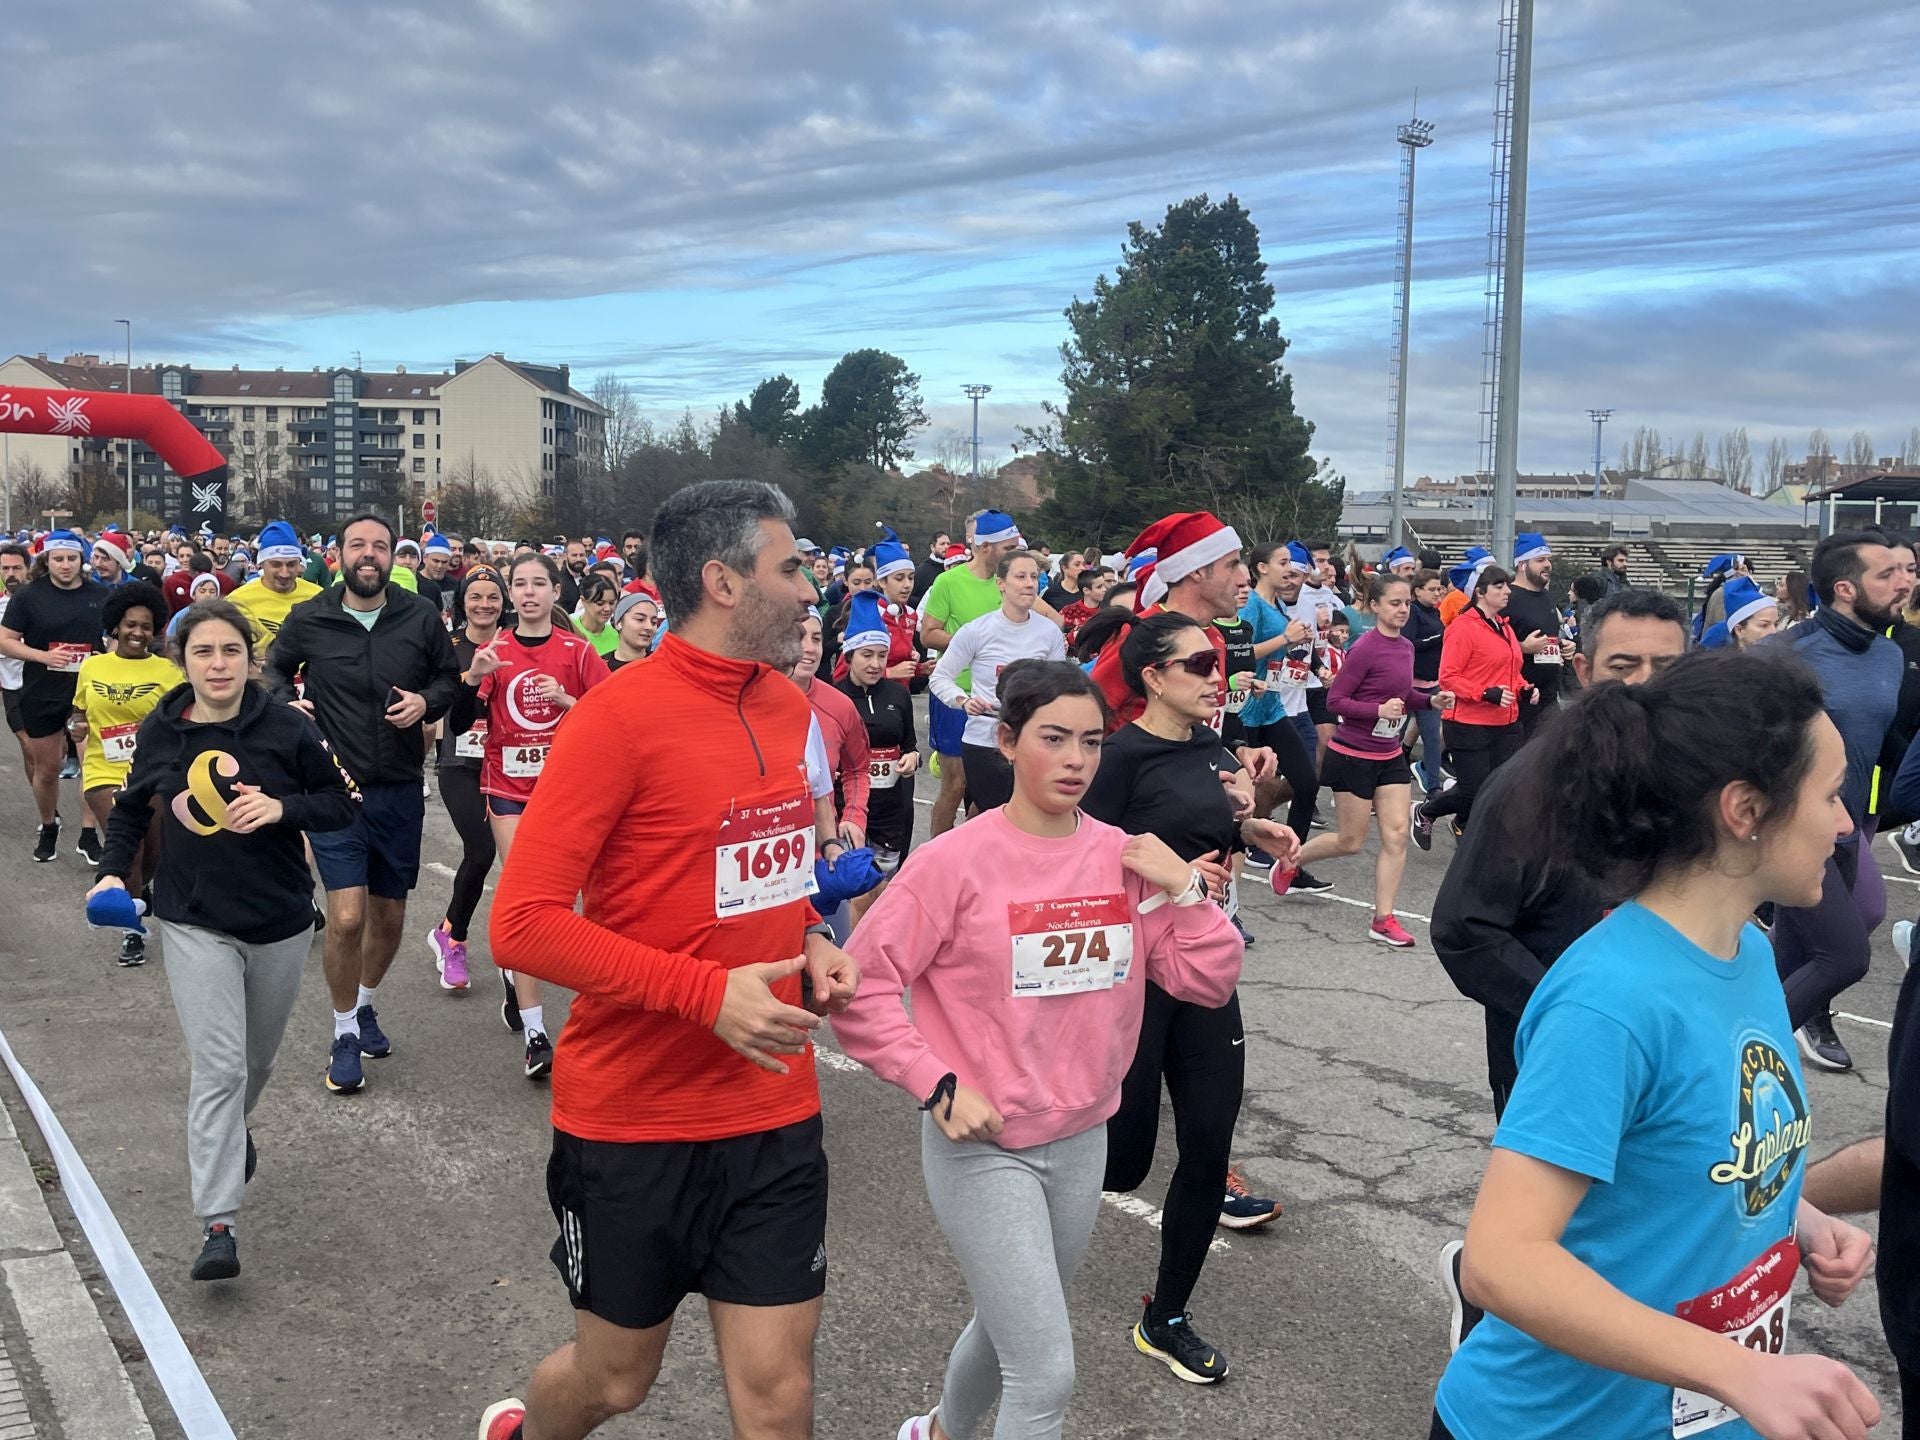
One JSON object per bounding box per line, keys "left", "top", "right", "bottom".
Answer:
{"left": 481, "top": 481, "right": 860, "bottom": 1440}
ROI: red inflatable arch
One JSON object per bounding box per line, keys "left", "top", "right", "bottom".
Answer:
{"left": 0, "top": 385, "right": 230, "bottom": 529}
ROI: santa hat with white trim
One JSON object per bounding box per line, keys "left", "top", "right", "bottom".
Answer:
{"left": 1124, "top": 512, "right": 1243, "bottom": 609}
{"left": 842, "top": 591, "right": 890, "bottom": 654}
{"left": 1513, "top": 532, "right": 1551, "bottom": 567}
{"left": 255, "top": 521, "right": 304, "bottom": 563}
{"left": 970, "top": 510, "right": 1021, "bottom": 546}
{"left": 92, "top": 530, "right": 135, "bottom": 569}
{"left": 1721, "top": 575, "right": 1776, "bottom": 630}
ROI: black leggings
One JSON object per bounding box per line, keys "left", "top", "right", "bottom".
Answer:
{"left": 1903, "top": 1362, "right": 1920, "bottom": 1440}
{"left": 1253, "top": 718, "right": 1319, "bottom": 840}
{"left": 1420, "top": 720, "right": 1523, "bottom": 829}
{"left": 1104, "top": 981, "right": 1245, "bottom": 1314}
{"left": 437, "top": 764, "right": 496, "bottom": 943}
{"left": 1775, "top": 834, "right": 1868, "bottom": 1030}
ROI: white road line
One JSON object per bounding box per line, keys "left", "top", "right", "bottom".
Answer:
{"left": 812, "top": 1047, "right": 1229, "bottom": 1252}
{"left": 424, "top": 860, "right": 461, "bottom": 880}
{"left": 1837, "top": 1011, "right": 1894, "bottom": 1031}
{"left": 1289, "top": 891, "right": 1432, "bottom": 924}
{"left": 1882, "top": 873, "right": 1920, "bottom": 888}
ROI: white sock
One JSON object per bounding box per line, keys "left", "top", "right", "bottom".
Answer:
{"left": 332, "top": 1008, "right": 358, "bottom": 1039}
{"left": 355, "top": 984, "right": 378, "bottom": 1010}
{"left": 1905, "top": 821, "right": 1920, "bottom": 844}
{"left": 520, "top": 1005, "right": 545, "bottom": 1038}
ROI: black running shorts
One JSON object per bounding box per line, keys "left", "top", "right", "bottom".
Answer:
{"left": 546, "top": 1115, "right": 829, "bottom": 1331}
{"left": 1319, "top": 746, "right": 1413, "bottom": 800}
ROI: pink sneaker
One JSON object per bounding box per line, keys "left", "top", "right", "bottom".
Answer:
{"left": 895, "top": 1417, "right": 933, "bottom": 1440}
{"left": 478, "top": 1398, "right": 526, "bottom": 1440}
{"left": 429, "top": 928, "right": 471, "bottom": 991}
{"left": 1269, "top": 866, "right": 1297, "bottom": 897}
{"left": 1369, "top": 915, "right": 1416, "bottom": 949}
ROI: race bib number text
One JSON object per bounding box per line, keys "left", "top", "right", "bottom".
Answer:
{"left": 1008, "top": 894, "right": 1135, "bottom": 997}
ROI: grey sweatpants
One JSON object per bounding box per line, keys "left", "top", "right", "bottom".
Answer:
{"left": 154, "top": 920, "right": 311, "bottom": 1228}
{"left": 921, "top": 1115, "right": 1106, "bottom": 1440}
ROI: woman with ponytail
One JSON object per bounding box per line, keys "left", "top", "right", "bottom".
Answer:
{"left": 1433, "top": 649, "right": 1881, "bottom": 1440}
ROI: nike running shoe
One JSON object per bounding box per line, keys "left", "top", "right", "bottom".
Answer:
{"left": 1795, "top": 1013, "right": 1851, "bottom": 1073}
{"left": 356, "top": 1004, "right": 391, "bottom": 1058}
{"left": 1219, "top": 1165, "right": 1282, "bottom": 1230}
{"left": 1370, "top": 916, "right": 1416, "bottom": 949}
{"left": 325, "top": 1034, "right": 365, "bottom": 1094}
{"left": 896, "top": 1417, "right": 934, "bottom": 1440}
{"left": 1288, "top": 869, "right": 1334, "bottom": 894}
{"left": 191, "top": 1223, "right": 239, "bottom": 1281}
{"left": 32, "top": 821, "right": 58, "bottom": 864}
{"left": 429, "top": 927, "right": 470, "bottom": 991}
{"left": 1132, "top": 1297, "right": 1229, "bottom": 1383}
{"left": 524, "top": 1030, "right": 554, "bottom": 1080}
{"left": 1240, "top": 848, "right": 1275, "bottom": 872}
{"left": 117, "top": 932, "right": 146, "bottom": 967}
{"left": 928, "top": 752, "right": 941, "bottom": 780}
{"left": 1230, "top": 914, "right": 1256, "bottom": 949}
{"left": 501, "top": 970, "right": 524, "bottom": 1033}
{"left": 59, "top": 753, "right": 79, "bottom": 780}
{"left": 1410, "top": 799, "right": 1433, "bottom": 852}
{"left": 1892, "top": 825, "right": 1920, "bottom": 877}
{"left": 1438, "top": 1240, "right": 1485, "bottom": 1353}
{"left": 478, "top": 1399, "right": 527, "bottom": 1440}
{"left": 75, "top": 828, "right": 103, "bottom": 865}
{"left": 1896, "top": 919, "right": 1915, "bottom": 971}
{"left": 1269, "top": 867, "right": 1296, "bottom": 897}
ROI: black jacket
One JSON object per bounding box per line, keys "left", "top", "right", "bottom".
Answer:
{"left": 1504, "top": 583, "right": 1563, "bottom": 701}
{"left": 263, "top": 581, "right": 460, "bottom": 786}
{"left": 1082, "top": 721, "right": 1242, "bottom": 861}
{"left": 100, "top": 683, "right": 357, "bottom": 944}
{"left": 1406, "top": 600, "right": 1445, "bottom": 684}
{"left": 1430, "top": 760, "right": 1602, "bottom": 1019}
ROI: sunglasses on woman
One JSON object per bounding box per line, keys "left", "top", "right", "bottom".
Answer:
{"left": 1151, "top": 650, "right": 1220, "bottom": 679}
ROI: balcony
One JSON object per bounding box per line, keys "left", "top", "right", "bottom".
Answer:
{"left": 361, "top": 442, "right": 404, "bottom": 460}
{"left": 361, "top": 419, "right": 404, "bottom": 434}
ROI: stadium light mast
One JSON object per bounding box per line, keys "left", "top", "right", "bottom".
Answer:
{"left": 1589, "top": 408, "right": 1613, "bottom": 500}
{"left": 1385, "top": 108, "right": 1434, "bottom": 555}
{"left": 1483, "top": 0, "right": 1534, "bottom": 567}
{"left": 963, "top": 383, "right": 992, "bottom": 477}
{"left": 118, "top": 319, "right": 133, "bottom": 527}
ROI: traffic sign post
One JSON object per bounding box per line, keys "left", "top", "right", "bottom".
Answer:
{"left": 421, "top": 499, "right": 438, "bottom": 529}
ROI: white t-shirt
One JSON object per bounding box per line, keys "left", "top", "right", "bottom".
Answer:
{"left": 930, "top": 607, "right": 1069, "bottom": 747}
{"left": 0, "top": 592, "right": 22, "bottom": 690}
{"left": 1296, "top": 581, "right": 1342, "bottom": 689}
{"left": 805, "top": 715, "right": 833, "bottom": 799}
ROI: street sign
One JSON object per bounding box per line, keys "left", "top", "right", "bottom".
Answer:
{"left": 421, "top": 499, "right": 438, "bottom": 528}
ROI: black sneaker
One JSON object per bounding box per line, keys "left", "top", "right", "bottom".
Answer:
{"left": 75, "top": 828, "right": 103, "bottom": 865}
{"left": 1132, "top": 1298, "right": 1228, "bottom": 1384}
{"left": 1438, "top": 1240, "right": 1485, "bottom": 1353}
{"left": 1240, "top": 848, "right": 1275, "bottom": 873}
{"left": 117, "top": 932, "right": 146, "bottom": 967}
{"left": 310, "top": 899, "right": 326, "bottom": 934}
{"left": 356, "top": 1004, "right": 391, "bottom": 1059}
{"left": 1410, "top": 799, "right": 1433, "bottom": 852}
{"left": 1289, "top": 870, "right": 1334, "bottom": 894}
{"left": 524, "top": 1030, "right": 554, "bottom": 1080}
{"left": 191, "top": 1223, "right": 239, "bottom": 1281}
{"left": 32, "top": 821, "right": 58, "bottom": 863}
{"left": 1891, "top": 827, "right": 1920, "bottom": 877}
{"left": 245, "top": 1130, "right": 257, "bottom": 1184}
{"left": 1795, "top": 1013, "right": 1852, "bottom": 1073}
{"left": 501, "top": 971, "right": 524, "bottom": 1033}
{"left": 324, "top": 1034, "right": 365, "bottom": 1094}
{"left": 1230, "top": 915, "right": 1256, "bottom": 949}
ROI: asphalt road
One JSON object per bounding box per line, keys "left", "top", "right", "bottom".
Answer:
{"left": 0, "top": 739, "right": 1910, "bottom": 1438}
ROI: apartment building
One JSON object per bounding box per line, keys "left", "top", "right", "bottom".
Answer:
{"left": 0, "top": 351, "right": 605, "bottom": 527}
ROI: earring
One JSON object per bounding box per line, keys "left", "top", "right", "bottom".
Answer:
{"left": 1750, "top": 831, "right": 1761, "bottom": 843}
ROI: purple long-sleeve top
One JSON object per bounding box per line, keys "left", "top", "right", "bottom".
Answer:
{"left": 1326, "top": 628, "right": 1432, "bottom": 759}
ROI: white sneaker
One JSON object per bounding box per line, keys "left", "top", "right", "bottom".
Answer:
{"left": 896, "top": 1416, "right": 934, "bottom": 1440}
{"left": 1895, "top": 920, "right": 1914, "bottom": 971}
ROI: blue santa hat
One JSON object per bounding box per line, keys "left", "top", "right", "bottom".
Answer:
{"left": 841, "top": 591, "right": 890, "bottom": 655}
{"left": 814, "top": 846, "right": 886, "bottom": 907}
{"left": 1284, "top": 541, "right": 1315, "bottom": 574}
{"left": 1449, "top": 546, "right": 1493, "bottom": 594}
{"left": 256, "top": 520, "right": 304, "bottom": 564}
{"left": 1513, "top": 532, "right": 1551, "bottom": 566}
{"left": 1700, "top": 621, "right": 1733, "bottom": 650}
{"left": 1702, "top": 553, "right": 1745, "bottom": 579}
{"left": 1721, "top": 575, "right": 1776, "bottom": 630}
{"left": 41, "top": 528, "right": 86, "bottom": 556}
{"left": 971, "top": 510, "right": 1021, "bottom": 546}
{"left": 874, "top": 523, "right": 901, "bottom": 544}
{"left": 872, "top": 538, "right": 914, "bottom": 580}
{"left": 828, "top": 546, "right": 851, "bottom": 575}
{"left": 1382, "top": 546, "right": 1415, "bottom": 572}
{"left": 424, "top": 532, "right": 453, "bottom": 556}
{"left": 85, "top": 888, "right": 147, "bottom": 935}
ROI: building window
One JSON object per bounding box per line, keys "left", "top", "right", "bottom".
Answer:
{"left": 243, "top": 430, "right": 255, "bottom": 446}
{"left": 242, "top": 407, "right": 255, "bottom": 421}
{"left": 382, "top": 409, "right": 398, "bottom": 423}
{"left": 266, "top": 407, "right": 279, "bottom": 421}
{"left": 266, "top": 453, "right": 280, "bottom": 472}
{"left": 412, "top": 409, "right": 425, "bottom": 424}
{"left": 432, "top": 409, "right": 440, "bottom": 424}
{"left": 266, "top": 432, "right": 279, "bottom": 448}
{"left": 412, "top": 457, "right": 426, "bottom": 475}
{"left": 332, "top": 374, "right": 354, "bottom": 400}
{"left": 336, "top": 439, "right": 352, "bottom": 454}
{"left": 413, "top": 433, "right": 424, "bottom": 449}
{"left": 434, "top": 434, "right": 440, "bottom": 449}
{"left": 435, "top": 458, "right": 441, "bottom": 476}
{"left": 311, "top": 477, "right": 330, "bottom": 492}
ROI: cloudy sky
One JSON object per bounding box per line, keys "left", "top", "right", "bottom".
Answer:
{"left": 4, "top": 0, "right": 1917, "bottom": 490}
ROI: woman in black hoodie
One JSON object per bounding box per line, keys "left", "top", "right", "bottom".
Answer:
{"left": 87, "top": 598, "right": 355, "bottom": 1282}
{"left": 1406, "top": 569, "right": 1448, "bottom": 793}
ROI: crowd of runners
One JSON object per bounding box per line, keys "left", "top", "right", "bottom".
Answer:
{"left": 6, "top": 488, "right": 1920, "bottom": 1439}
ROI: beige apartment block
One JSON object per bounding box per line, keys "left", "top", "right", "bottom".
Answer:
{"left": 0, "top": 351, "right": 603, "bottom": 527}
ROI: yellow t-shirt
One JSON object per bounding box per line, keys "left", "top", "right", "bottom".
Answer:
{"left": 73, "top": 651, "right": 184, "bottom": 791}
{"left": 228, "top": 576, "right": 322, "bottom": 644}
{"left": 330, "top": 565, "right": 417, "bottom": 593}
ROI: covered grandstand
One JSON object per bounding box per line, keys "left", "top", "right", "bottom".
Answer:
{"left": 1343, "top": 478, "right": 1817, "bottom": 597}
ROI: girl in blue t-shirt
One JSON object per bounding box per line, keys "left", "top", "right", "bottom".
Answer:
{"left": 1434, "top": 649, "right": 1880, "bottom": 1440}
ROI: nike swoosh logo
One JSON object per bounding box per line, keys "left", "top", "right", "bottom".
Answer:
{"left": 1230, "top": 1037, "right": 1245, "bottom": 1046}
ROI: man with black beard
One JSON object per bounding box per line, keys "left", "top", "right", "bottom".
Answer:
{"left": 1768, "top": 529, "right": 1909, "bottom": 1074}
{"left": 558, "top": 537, "right": 589, "bottom": 612}
{"left": 265, "top": 513, "right": 461, "bottom": 1095}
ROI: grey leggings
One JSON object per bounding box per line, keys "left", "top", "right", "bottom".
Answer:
{"left": 154, "top": 919, "right": 311, "bottom": 1227}
{"left": 921, "top": 1116, "right": 1106, "bottom": 1440}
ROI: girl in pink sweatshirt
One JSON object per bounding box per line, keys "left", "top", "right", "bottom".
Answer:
{"left": 835, "top": 659, "right": 1242, "bottom": 1440}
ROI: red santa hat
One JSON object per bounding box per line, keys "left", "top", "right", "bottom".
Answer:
{"left": 92, "top": 531, "right": 135, "bottom": 568}
{"left": 1124, "top": 512, "right": 1243, "bottom": 609}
